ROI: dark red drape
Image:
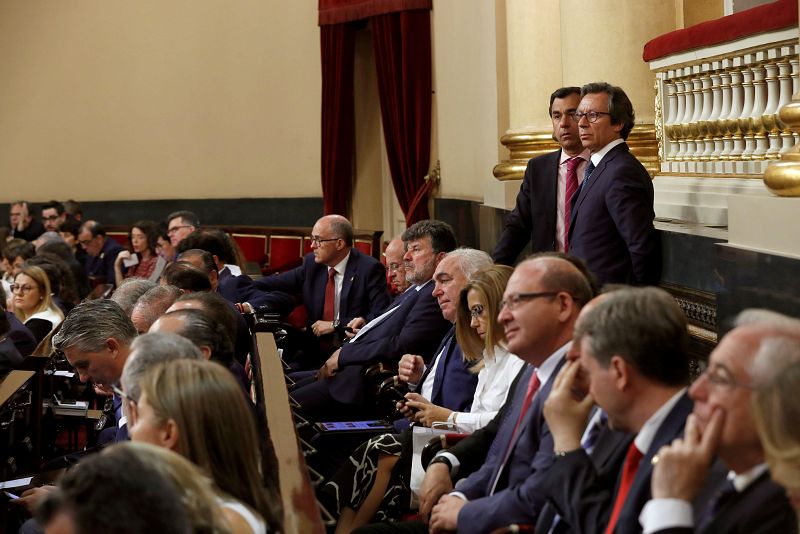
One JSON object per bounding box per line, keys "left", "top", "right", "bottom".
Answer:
{"left": 320, "top": 23, "right": 356, "bottom": 216}
{"left": 371, "top": 9, "right": 433, "bottom": 225}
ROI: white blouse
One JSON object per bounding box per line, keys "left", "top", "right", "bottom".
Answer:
{"left": 447, "top": 345, "right": 525, "bottom": 433}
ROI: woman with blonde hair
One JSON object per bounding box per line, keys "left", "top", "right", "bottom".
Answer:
{"left": 325, "top": 264, "right": 525, "bottom": 531}
{"left": 751, "top": 336, "right": 800, "bottom": 514}
{"left": 128, "top": 359, "right": 282, "bottom": 534}
{"left": 11, "top": 264, "right": 64, "bottom": 343}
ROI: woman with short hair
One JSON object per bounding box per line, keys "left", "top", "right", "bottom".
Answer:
{"left": 11, "top": 264, "right": 64, "bottom": 344}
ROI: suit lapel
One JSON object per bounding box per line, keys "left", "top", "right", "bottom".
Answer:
{"left": 568, "top": 143, "right": 629, "bottom": 235}
{"left": 536, "top": 150, "right": 561, "bottom": 250}
{"left": 431, "top": 333, "right": 458, "bottom": 404}
{"left": 311, "top": 264, "right": 328, "bottom": 319}
{"left": 419, "top": 328, "right": 454, "bottom": 392}
{"left": 339, "top": 251, "right": 358, "bottom": 317}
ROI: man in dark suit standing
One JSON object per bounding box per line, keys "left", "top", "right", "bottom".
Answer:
{"left": 250, "top": 215, "right": 390, "bottom": 365}
{"left": 541, "top": 287, "right": 703, "bottom": 534}
{"left": 639, "top": 313, "right": 798, "bottom": 534}
{"left": 290, "top": 220, "right": 454, "bottom": 421}
{"left": 493, "top": 87, "right": 591, "bottom": 265}
{"left": 422, "top": 256, "right": 593, "bottom": 534}
{"left": 568, "top": 83, "right": 660, "bottom": 286}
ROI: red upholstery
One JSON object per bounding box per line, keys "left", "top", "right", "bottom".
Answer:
{"left": 302, "top": 237, "right": 314, "bottom": 256}
{"left": 232, "top": 234, "right": 268, "bottom": 264}
{"left": 268, "top": 235, "right": 303, "bottom": 269}
{"left": 642, "top": 0, "right": 797, "bottom": 62}
{"left": 107, "top": 232, "right": 128, "bottom": 248}
{"left": 354, "top": 239, "right": 372, "bottom": 256}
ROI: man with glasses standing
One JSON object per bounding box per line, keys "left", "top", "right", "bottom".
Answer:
{"left": 493, "top": 87, "right": 591, "bottom": 266}
{"left": 568, "top": 82, "right": 660, "bottom": 286}
{"left": 250, "top": 214, "right": 390, "bottom": 368}
{"left": 78, "top": 220, "right": 125, "bottom": 287}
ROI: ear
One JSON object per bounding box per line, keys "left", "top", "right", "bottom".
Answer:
{"left": 199, "top": 346, "right": 212, "bottom": 361}
{"left": 612, "top": 121, "right": 624, "bottom": 134}
{"left": 106, "top": 337, "right": 121, "bottom": 356}
{"left": 434, "top": 251, "right": 447, "bottom": 265}
{"left": 555, "top": 292, "right": 574, "bottom": 322}
{"left": 212, "top": 255, "right": 223, "bottom": 270}
{"left": 609, "top": 355, "right": 629, "bottom": 390}
{"left": 160, "top": 418, "right": 181, "bottom": 451}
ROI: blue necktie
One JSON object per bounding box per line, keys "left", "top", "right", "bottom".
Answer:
{"left": 571, "top": 161, "right": 595, "bottom": 213}
{"left": 697, "top": 478, "right": 738, "bottom": 531}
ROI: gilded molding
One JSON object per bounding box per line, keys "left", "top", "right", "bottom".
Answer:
{"left": 493, "top": 125, "right": 660, "bottom": 181}
{"left": 764, "top": 98, "right": 800, "bottom": 196}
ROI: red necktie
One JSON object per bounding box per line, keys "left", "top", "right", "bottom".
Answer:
{"left": 322, "top": 267, "right": 336, "bottom": 321}
{"left": 564, "top": 156, "right": 581, "bottom": 252}
{"left": 604, "top": 441, "right": 644, "bottom": 534}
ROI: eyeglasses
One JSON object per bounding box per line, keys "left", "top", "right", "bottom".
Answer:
{"left": 574, "top": 110, "right": 611, "bottom": 123}
{"left": 697, "top": 360, "right": 754, "bottom": 390}
{"left": 309, "top": 235, "right": 340, "bottom": 246}
{"left": 78, "top": 238, "right": 94, "bottom": 246}
{"left": 111, "top": 384, "right": 136, "bottom": 405}
{"left": 42, "top": 215, "right": 60, "bottom": 221}
{"left": 469, "top": 304, "right": 485, "bottom": 319}
{"left": 167, "top": 225, "right": 192, "bottom": 235}
{"left": 387, "top": 262, "right": 403, "bottom": 272}
{"left": 10, "top": 284, "right": 36, "bottom": 294}
{"left": 500, "top": 291, "right": 560, "bottom": 311}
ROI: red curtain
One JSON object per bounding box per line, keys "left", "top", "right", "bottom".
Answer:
{"left": 320, "top": 23, "right": 357, "bottom": 216}
{"left": 371, "top": 9, "right": 432, "bottom": 225}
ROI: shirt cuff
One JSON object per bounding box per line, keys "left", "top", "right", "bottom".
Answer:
{"left": 639, "top": 498, "right": 693, "bottom": 534}
{"left": 449, "top": 491, "right": 468, "bottom": 502}
{"left": 436, "top": 451, "right": 461, "bottom": 478}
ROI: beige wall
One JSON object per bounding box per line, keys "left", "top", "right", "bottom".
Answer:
{"left": 0, "top": 1, "right": 321, "bottom": 202}
{"left": 432, "top": 0, "right": 501, "bottom": 201}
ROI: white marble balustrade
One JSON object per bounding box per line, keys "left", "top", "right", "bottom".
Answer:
{"left": 654, "top": 34, "right": 799, "bottom": 176}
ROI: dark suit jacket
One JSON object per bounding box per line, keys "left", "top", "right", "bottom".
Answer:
{"left": 328, "top": 281, "right": 452, "bottom": 405}
{"left": 7, "top": 311, "right": 37, "bottom": 357}
{"left": 217, "top": 267, "right": 294, "bottom": 314}
{"left": 0, "top": 337, "right": 24, "bottom": 374}
{"left": 84, "top": 237, "right": 124, "bottom": 286}
{"left": 252, "top": 249, "right": 390, "bottom": 327}
{"left": 394, "top": 328, "right": 479, "bottom": 433}
{"left": 10, "top": 219, "right": 45, "bottom": 241}
{"left": 568, "top": 142, "right": 660, "bottom": 286}
{"left": 455, "top": 357, "right": 566, "bottom": 533}
{"left": 538, "top": 392, "right": 714, "bottom": 534}
{"left": 654, "top": 470, "right": 797, "bottom": 534}
{"left": 493, "top": 150, "right": 561, "bottom": 265}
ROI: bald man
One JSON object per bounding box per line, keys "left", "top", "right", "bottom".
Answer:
{"left": 250, "top": 215, "right": 391, "bottom": 366}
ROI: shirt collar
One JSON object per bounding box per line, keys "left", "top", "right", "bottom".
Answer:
{"left": 590, "top": 138, "right": 626, "bottom": 166}
{"left": 535, "top": 340, "right": 572, "bottom": 386}
{"left": 730, "top": 463, "right": 769, "bottom": 492}
{"left": 634, "top": 388, "right": 687, "bottom": 454}
{"left": 331, "top": 251, "right": 350, "bottom": 276}
{"left": 560, "top": 148, "right": 591, "bottom": 165}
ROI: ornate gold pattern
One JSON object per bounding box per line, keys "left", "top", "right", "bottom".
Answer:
{"left": 493, "top": 125, "right": 659, "bottom": 182}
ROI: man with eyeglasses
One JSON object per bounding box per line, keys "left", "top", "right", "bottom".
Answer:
{"left": 249, "top": 214, "right": 390, "bottom": 369}
{"left": 566, "top": 82, "right": 660, "bottom": 286}
{"left": 638, "top": 311, "right": 799, "bottom": 534}
{"left": 539, "top": 287, "right": 722, "bottom": 534}
{"left": 165, "top": 210, "right": 200, "bottom": 248}
{"left": 402, "top": 255, "right": 593, "bottom": 534}
{"left": 78, "top": 220, "right": 125, "bottom": 287}
{"left": 9, "top": 200, "right": 45, "bottom": 242}
{"left": 40, "top": 200, "right": 67, "bottom": 233}
{"left": 384, "top": 236, "right": 410, "bottom": 295}
{"left": 493, "top": 87, "right": 591, "bottom": 266}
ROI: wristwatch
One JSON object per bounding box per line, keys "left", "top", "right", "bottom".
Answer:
{"left": 332, "top": 319, "right": 340, "bottom": 330}
{"left": 429, "top": 455, "right": 453, "bottom": 472}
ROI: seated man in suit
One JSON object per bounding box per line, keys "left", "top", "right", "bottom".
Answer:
{"left": 78, "top": 220, "right": 125, "bottom": 287}
{"left": 639, "top": 310, "right": 799, "bottom": 533}
{"left": 568, "top": 82, "right": 660, "bottom": 286}
{"left": 385, "top": 236, "right": 410, "bottom": 295}
{"left": 52, "top": 299, "right": 139, "bottom": 444}
{"left": 248, "top": 215, "right": 391, "bottom": 367}
{"left": 290, "top": 219, "right": 455, "bottom": 421}
{"left": 420, "top": 256, "right": 592, "bottom": 534}
{"left": 541, "top": 287, "right": 707, "bottom": 534}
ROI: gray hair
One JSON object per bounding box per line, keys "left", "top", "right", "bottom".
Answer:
{"left": 575, "top": 286, "right": 690, "bottom": 386}
{"left": 53, "top": 300, "right": 137, "bottom": 354}
{"left": 121, "top": 332, "right": 203, "bottom": 402}
{"left": 734, "top": 309, "right": 800, "bottom": 333}
{"left": 444, "top": 248, "right": 493, "bottom": 281}
{"left": 131, "top": 285, "right": 182, "bottom": 332}
{"left": 160, "top": 309, "right": 233, "bottom": 365}
{"left": 111, "top": 279, "right": 157, "bottom": 316}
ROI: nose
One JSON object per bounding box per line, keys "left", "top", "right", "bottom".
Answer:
{"left": 402, "top": 249, "right": 412, "bottom": 262}
{"left": 432, "top": 283, "right": 443, "bottom": 297}
{"left": 497, "top": 305, "right": 511, "bottom": 325}
{"left": 577, "top": 113, "right": 589, "bottom": 127}
{"left": 470, "top": 315, "right": 480, "bottom": 328}
{"left": 78, "top": 371, "right": 90, "bottom": 383}
{"left": 559, "top": 114, "right": 571, "bottom": 128}
{"left": 688, "top": 372, "right": 708, "bottom": 401}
